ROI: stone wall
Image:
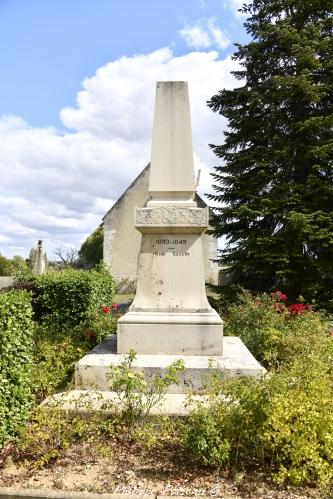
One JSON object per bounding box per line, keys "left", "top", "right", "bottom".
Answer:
{"left": 103, "top": 167, "right": 150, "bottom": 282}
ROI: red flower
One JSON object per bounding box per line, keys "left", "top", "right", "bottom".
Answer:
{"left": 102, "top": 306, "right": 110, "bottom": 314}
{"left": 288, "top": 303, "right": 310, "bottom": 314}
{"left": 271, "top": 291, "right": 288, "bottom": 302}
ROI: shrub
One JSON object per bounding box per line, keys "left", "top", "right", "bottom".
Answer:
{"left": 263, "top": 356, "right": 333, "bottom": 486}
{"left": 9, "top": 274, "right": 44, "bottom": 322}
{"left": 14, "top": 407, "right": 106, "bottom": 468}
{"left": 184, "top": 346, "right": 333, "bottom": 487}
{"left": 31, "top": 324, "right": 87, "bottom": 402}
{"left": 82, "top": 306, "right": 118, "bottom": 346}
{"left": 0, "top": 290, "right": 34, "bottom": 448}
{"left": 9, "top": 267, "right": 117, "bottom": 403}
{"left": 15, "top": 265, "right": 115, "bottom": 331}
{"left": 223, "top": 290, "right": 330, "bottom": 369}
{"left": 32, "top": 307, "right": 117, "bottom": 402}
{"left": 184, "top": 292, "right": 333, "bottom": 487}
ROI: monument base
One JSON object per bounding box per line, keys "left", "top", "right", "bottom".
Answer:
{"left": 42, "top": 390, "right": 202, "bottom": 416}
{"left": 75, "top": 335, "right": 266, "bottom": 394}
{"left": 117, "top": 310, "right": 223, "bottom": 355}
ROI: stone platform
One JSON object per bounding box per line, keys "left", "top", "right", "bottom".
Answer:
{"left": 42, "top": 390, "right": 198, "bottom": 416}
{"left": 75, "top": 335, "right": 266, "bottom": 395}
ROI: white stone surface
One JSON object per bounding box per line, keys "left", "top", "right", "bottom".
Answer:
{"left": 118, "top": 312, "right": 223, "bottom": 355}
{"left": 103, "top": 166, "right": 150, "bottom": 281}
{"left": 73, "top": 81, "right": 265, "bottom": 405}
{"left": 115, "top": 81, "right": 223, "bottom": 357}
{"left": 127, "top": 234, "right": 213, "bottom": 312}
{"left": 42, "top": 390, "right": 204, "bottom": 416}
{"left": 75, "top": 336, "right": 266, "bottom": 394}
{"left": 117, "top": 231, "right": 223, "bottom": 355}
{"left": 136, "top": 206, "right": 209, "bottom": 229}
{"left": 149, "top": 81, "right": 196, "bottom": 206}
{"left": 0, "top": 276, "right": 14, "bottom": 289}
{"left": 33, "top": 240, "right": 46, "bottom": 275}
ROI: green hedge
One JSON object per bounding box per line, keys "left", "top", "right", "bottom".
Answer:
{"left": 21, "top": 266, "right": 115, "bottom": 331}
{"left": 0, "top": 290, "right": 34, "bottom": 447}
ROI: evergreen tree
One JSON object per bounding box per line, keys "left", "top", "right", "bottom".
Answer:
{"left": 208, "top": 0, "right": 333, "bottom": 308}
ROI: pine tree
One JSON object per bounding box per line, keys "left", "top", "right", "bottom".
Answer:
{"left": 208, "top": 0, "right": 333, "bottom": 308}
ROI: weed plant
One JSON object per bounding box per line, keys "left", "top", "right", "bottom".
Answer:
{"left": 107, "top": 350, "right": 185, "bottom": 424}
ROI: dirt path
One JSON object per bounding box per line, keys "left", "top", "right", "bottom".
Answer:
{"left": 0, "top": 440, "right": 327, "bottom": 498}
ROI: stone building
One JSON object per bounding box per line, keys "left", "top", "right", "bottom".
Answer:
{"left": 103, "top": 164, "right": 219, "bottom": 284}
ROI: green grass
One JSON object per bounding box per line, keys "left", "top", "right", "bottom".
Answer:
{"left": 113, "top": 294, "right": 134, "bottom": 303}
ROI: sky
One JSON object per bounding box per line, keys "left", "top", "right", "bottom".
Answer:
{"left": 0, "top": 0, "right": 248, "bottom": 259}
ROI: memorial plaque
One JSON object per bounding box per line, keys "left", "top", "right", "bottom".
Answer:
{"left": 152, "top": 235, "right": 190, "bottom": 257}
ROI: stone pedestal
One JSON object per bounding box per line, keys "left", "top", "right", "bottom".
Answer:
{"left": 117, "top": 205, "right": 223, "bottom": 356}
{"left": 75, "top": 335, "right": 265, "bottom": 395}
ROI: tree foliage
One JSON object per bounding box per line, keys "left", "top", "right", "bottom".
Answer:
{"left": 79, "top": 226, "right": 103, "bottom": 268}
{"left": 0, "top": 255, "right": 12, "bottom": 276}
{"left": 208, "top": 0, "right": 333, "bottom": 308}
{"left": 0, "top": 254, "right": 28, "bottom": 276}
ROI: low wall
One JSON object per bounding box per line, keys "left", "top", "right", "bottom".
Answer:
{"left": 0, "top": 276, "right": 14, "bottom": 289}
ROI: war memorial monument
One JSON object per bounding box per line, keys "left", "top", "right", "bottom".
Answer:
{"left": 48, "top": 81, "right": 265, "bottom": 413}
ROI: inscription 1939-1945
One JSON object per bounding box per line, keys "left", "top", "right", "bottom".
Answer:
{"left": 152, "top": 238, "right": 190, "bottom": 257}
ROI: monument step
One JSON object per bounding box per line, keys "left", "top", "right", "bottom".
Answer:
{"left": 75, "top": 335, "right": 266, "bottom": 394}
{"left": 41, "top": 390, "right": 196, "bottom": 416}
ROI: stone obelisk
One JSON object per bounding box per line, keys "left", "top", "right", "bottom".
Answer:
{"left": 33, "top": 240, "right": 46, "bottom": 275}
{"left": 117, "top": 81, "right": 223, "bottom": 355}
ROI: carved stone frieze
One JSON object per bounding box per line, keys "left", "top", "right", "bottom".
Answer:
{"left": 136, "top": 206, "right": 208, "bottom": 226}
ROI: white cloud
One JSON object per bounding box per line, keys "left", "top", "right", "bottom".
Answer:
{"left": 179, "top": 25, "right": 211, "bottom": 50}
{"left": 179, "top": 18, "right": 230, "bottom": 50}
{"left": 223, "top": 0, "right": 247, "bottom": 17}
{"left": 0, "top": 48, "right": 239, "bottom": 258}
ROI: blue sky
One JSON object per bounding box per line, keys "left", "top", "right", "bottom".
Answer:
{"left": 0, "top": 0, "right": 247, "bottom": 258}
